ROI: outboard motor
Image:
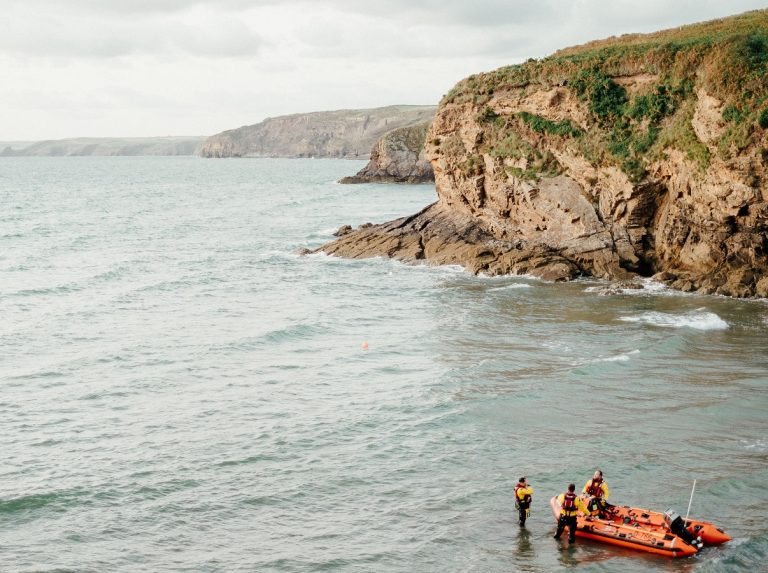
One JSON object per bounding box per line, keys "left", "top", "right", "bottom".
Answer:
{"left": 664, "top": 508, "right": 703, "bottom": 549}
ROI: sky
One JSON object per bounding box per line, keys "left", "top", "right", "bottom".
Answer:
{"left": 1, "top": 0, "right": 767, "bottom": 141}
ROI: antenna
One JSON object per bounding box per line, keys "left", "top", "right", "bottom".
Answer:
{"left": 684, "top": 479, "right": 696, "bottom": 524}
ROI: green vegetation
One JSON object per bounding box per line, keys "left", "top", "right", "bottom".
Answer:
{"left": 460, "top": 154, "right": 485, "bottom": 177}
{"left": 629, "top": 85, "right": 678, "bottom": 122}
{"left": 759, "top": 108, "right": 768, "bottom": 129}
{"left": 572, "top": 67, "right": 628, "bottom": 123}
{"left": 440, "top": 9, "right": 768, "bottom": 181}
{"left": 489, "top": 131, "right": 534, "bottom": 160}
{"left": 484, "top": 128, "right": 564, "bottom": 181}
{"left": 517, "top": 112, "right": 582, "bottom": 137}
{"left": 478, "top": 106, "right": 500, "bottom": 124}
{"left": 504, "top": 150, "right": 563, "bottom": 181}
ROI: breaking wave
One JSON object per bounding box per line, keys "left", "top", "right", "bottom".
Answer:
{"left": 619, "top": 309, "right": 729, "bottom": 330}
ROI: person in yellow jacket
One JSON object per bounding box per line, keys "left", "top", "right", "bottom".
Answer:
{"left": 554, "top": 483, "right": 590, "bottom": 543}
{"left": 582, "top": 469, "right": 610, "bottom": 517}
{"left": 514, "top": 477, "right": 534, "bottom": 527}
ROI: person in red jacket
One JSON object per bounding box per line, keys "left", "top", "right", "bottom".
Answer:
{"left": 554, "top": 483, "right": 590, "bottom": 543}
{"left": 514, "top": 477, "right": 534, "bottom": 526}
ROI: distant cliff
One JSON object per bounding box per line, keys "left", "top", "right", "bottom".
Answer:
{"left": 1, "top": 136, "right": 206, "bottom": 157}
{"left": 199, "top": 105, "right": 437, "bottom": 159}
{"left": 317, "top": 10, "right": 768, "bottom": 298}
{"left": 339, "top": 122, "right": 434, "bottom": 184}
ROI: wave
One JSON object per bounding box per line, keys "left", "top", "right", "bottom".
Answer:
{"left": 8, "top": 370, "right": 65, "bottom": 381}
{"left": 10, "top": 283, "right": 84, "bottom": 297}
{"left": 702, "top": 536, "right": 768, "bottom": 573}
{"left": 207, "top": 323, "right": 323, "bottom": 353}
{"left": 487, "top": 283, "right": 533, "bottom": 292}
{"left": 619, "top": 309, "right": 729, "bottom": 330}
{"left": 740, "top": 439, "right": 768, "bottom": 452}
{"left": 594, "top": 349, "right": 641, "bottom": 363}
{"left": 0, "top": 488, "right": 91, "bottom": 515}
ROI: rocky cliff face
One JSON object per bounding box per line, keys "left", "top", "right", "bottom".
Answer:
{"left": 200, "top": 105, "right": 436, "bottom": 159}
{"left": 339, "top": 122, "right": 434, "bottom": 184}
{"left": 317, "top": 10, "right": 768, "bottom": 297}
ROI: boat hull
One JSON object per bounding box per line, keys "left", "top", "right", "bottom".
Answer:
{"left": 549, "top": 497, "right": 699, "bottom": 558}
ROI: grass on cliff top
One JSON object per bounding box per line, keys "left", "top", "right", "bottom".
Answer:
{"left": 443, "top": 9, "right": 768, "bottom": 102}
{"left": 441, "top": 9, "right": 768, "bottom": 181}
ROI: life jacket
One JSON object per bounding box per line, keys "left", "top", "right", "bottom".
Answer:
{"left": 586, "top": 478, "right": 603, "bottom": 497}
{"left": 515, "top": 484, "right": 531, "bottom": 505}
{"left": 562, "top": 492, "right": 577, "bottom": 515}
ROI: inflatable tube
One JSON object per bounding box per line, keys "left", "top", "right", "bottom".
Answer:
{"left": 549, "top": 496, "right": 700, "bottom": 558}
{"left": 607, "top": 505, "right": 731, "bottom": 545}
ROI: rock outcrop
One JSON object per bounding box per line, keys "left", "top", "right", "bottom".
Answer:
{"left": 200, "top": 105, "right": 436, "bottom": 159}
{"left": 316, "top": 10, "right": 768, "bottom": 297}
{"left": 338, "top": 122, "right": 434, "bottom": 184}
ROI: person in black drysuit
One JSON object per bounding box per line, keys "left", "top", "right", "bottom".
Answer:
{"left": 514, "top": 477, "right": 533, "bottom": 526}
{"left": 554, "top": 483, "right": 590, "bottom": 543}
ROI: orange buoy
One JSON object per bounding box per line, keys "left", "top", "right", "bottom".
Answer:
{"left": 361, "top": 341, "right": 369, "bottom": 350}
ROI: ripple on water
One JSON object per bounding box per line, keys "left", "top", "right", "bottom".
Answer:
{"left": 1, "top": 158, "right": 766, "bottom": 573}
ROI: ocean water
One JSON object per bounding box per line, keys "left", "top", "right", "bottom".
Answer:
{"left": 1, "top": 156, "right": 767, "bottom": 573}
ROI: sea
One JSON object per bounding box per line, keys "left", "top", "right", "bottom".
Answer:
{"left": 1, "top": 156, "right": 767, "bottom": 573}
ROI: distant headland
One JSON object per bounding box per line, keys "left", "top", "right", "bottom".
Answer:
{"left": 0, "top": 136, "right": 206, "bottom": 157}
{"left": 198, "top": 105, "right": 436, "bottom": 159}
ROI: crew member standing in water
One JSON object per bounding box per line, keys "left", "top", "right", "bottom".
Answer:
{"left": 583, "top": 469, "right": 610, "bottom": 517}
{"left": 554, "top": 483, "right": 590, "bottom": 543}
{"left": 514, "top": 477, "right": 534, "bottom": 526}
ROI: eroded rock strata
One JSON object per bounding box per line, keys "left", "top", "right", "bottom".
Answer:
{"left": 317, "top": 10, "right": 768, "bottom": 297}
{"left": 339, "top": 122, "right": 434, "bottom": 184}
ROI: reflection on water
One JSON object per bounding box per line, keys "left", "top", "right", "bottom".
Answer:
{"left": 515, "top": 526, "right": 534, "bottom": 562}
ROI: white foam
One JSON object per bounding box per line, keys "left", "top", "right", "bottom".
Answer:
{"left": 477, "top": 271, "right": 540, "bottom": 282}
{"left": 488, "top": 283, "right": 533, "bottom": 292}
{"left": 619, "top": 309, "right": 729, "bottom": 330}
{"left": 595, "top": 349, "right": 641, "bottom": 362}
{"left": 584, "top": 278, "right": 672, "bottom": 295}
{"left": 637, "top": 278, "right": 670, "bottom": 293}
{"left": 741, "top": 439, "right": 768, "bottom": 452}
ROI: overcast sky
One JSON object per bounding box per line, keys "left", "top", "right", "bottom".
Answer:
{"left": 1, "top": 0, "right": 766, "bottom": 140}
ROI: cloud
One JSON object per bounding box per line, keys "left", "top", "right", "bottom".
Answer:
{"left": 9, "top": 0, "right": 277, "bottom": 16}
{"left": 4, "top": 0, "right": 766, "bottom": 61}
{"left": 0, "top": 3, "right": 262, "bottom": 58}
{"left": 1, "top": 0, "right": 767, "bottom": 139}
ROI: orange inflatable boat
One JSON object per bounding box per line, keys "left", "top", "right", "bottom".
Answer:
{"left": 607, "top": 504, "right": 731, "bottom": 546}
{"left": 548, "top": 496, "right": 730, "bottom": 558}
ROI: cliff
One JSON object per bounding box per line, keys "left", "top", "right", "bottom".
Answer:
{"left": 316, "top": 10, "right": 768, "bottom": 298}
{"left": 1, "top": 136, "right": 206, "bottom": 156}
{"left": 199, "top": 105, "right": 436, "bottom": 159}
{"left": 339, "top": 122, "right": 434, "bottom": 184}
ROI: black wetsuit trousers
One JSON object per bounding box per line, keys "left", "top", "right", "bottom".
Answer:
{"left": 517, "top": 502, "right": 530, "bottom": 525}
{"left": 555, "top": 515, "right": 577, "bottom": 542}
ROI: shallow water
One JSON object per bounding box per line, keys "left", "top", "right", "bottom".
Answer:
{"left": 1, "top": 157, "right": 766, "bottom": 572}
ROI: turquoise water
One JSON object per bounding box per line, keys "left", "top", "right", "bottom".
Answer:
{"left": 1, "top": 157, "right": 767, "bottom": 572}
